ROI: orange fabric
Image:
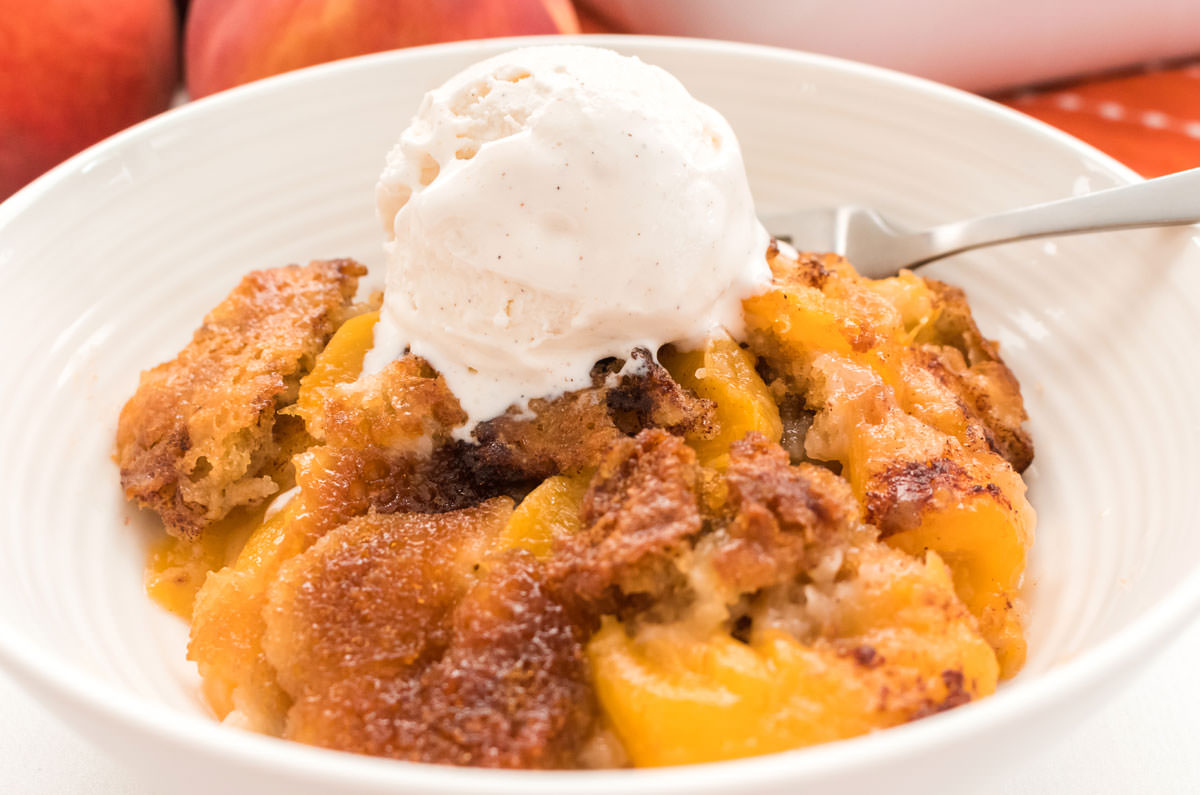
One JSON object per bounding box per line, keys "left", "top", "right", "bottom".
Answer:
{"left": 999, "top": 63, "right": 1200, "bottom": 177}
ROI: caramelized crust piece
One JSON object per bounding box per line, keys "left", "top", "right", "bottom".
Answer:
{"left": 920, "top": 279, "right": 1005, "bottom": 366}
{"left": 301, "top": 443, "right": 496, "bottom": 521}
{"left": 912, "top": 278, "right": 1034, "bottom": 470}
{"left": 117, "top": 259, "right": 366, "bottom": 538}
{"left": 188, "top": 442, "right": 494, "bottom": 731}
{"left": 607, "top": 349, "right": 717, "bottom": 437}
{"left": 263, "top": 500, "right": 512, "bottom": 697}
{"left": 267, "top": 503, "right": 593, "bottom": 768}
{"left": 473, "top": 387, "right": 622, "bottom": 481}
{"left": 306, "top": 356, "right": 466, "bottom": 453}
{"left": 300, "top": 443, "right": 489, "bottom": 527}
{"left": 548, "top": 429, "right": 701, "bottom": 606}
{"left": 865, "top": 456, "right": 1007, "bottom": 540}
{"left": 397, "top": 552, "right": 594, "bottom": 768}
{"left": 708, "top": 433, "right": 859, "bottom": 593}
{"left": 473, "top": 353, "right": 715, "bottom": 483}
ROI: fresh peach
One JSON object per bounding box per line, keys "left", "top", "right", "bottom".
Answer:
{"left": 0, "top": 0, "right": 178, "bottom": 200}
{"left": 185, "top": 0, "right": 580, "bottom": 99}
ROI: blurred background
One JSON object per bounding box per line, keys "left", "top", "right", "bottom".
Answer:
{"left": 3, "top": 0, "right": 1200, "bottom": 200}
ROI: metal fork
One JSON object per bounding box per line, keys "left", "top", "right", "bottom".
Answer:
{"left": 763, "top": 167, "right": 1200, "bottom": 279}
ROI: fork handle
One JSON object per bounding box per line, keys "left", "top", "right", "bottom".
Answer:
{"left": 911, "top": 167, "right": 1200, "bottom": 266}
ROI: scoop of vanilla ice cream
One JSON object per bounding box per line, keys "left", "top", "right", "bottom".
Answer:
{"left": 366, "top": 45, "right": 771, "bottom": 429}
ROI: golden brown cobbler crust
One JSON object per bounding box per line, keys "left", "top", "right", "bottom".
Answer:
{"left": 121, "top": 250, "right": 1035, "bottom": 768}
{"left": 116, "top": 259, "right": 365, "bottom": 538}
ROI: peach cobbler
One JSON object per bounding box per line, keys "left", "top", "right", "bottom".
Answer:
{"left": 116, "top": 46, "right": 1034, "bottom": 769}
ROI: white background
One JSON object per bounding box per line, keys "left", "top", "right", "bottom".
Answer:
{"left": 3, "top": 616, "right": 1198, "bottom": 793}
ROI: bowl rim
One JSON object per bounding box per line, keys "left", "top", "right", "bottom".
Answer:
{"left": 1, "top": 33, "right": 1198, "bottom": 791}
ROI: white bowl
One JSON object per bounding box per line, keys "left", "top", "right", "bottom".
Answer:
{"left": 585, "top": 0, "right": 1200, "bottom": 91}
{"left": 0, "top": 35, "right": 1198, "bottom": 795}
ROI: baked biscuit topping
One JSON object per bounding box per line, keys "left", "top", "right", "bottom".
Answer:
{"left": 122, "top": 247, "right": 1034, "bottom": 767}
{"left": 117, "top": 259, "right": 366, "bottom": 538}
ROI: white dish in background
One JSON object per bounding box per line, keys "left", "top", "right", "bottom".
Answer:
{"left": 585, "top": 0, "right": 1200, "bottom": 91}
{"left": 0, "top": 34, "right": 1198, "bottom": 795}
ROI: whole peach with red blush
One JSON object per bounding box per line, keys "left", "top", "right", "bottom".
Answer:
{"left": 185, "top": 0, "right": 579, "bottom": 99}
{"left": 0, "top": 0, "right": 178, "bottom": 200}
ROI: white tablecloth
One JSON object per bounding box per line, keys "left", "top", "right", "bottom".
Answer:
{"left": 4, "top": 616, "right": 1198, "bottom": 793}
